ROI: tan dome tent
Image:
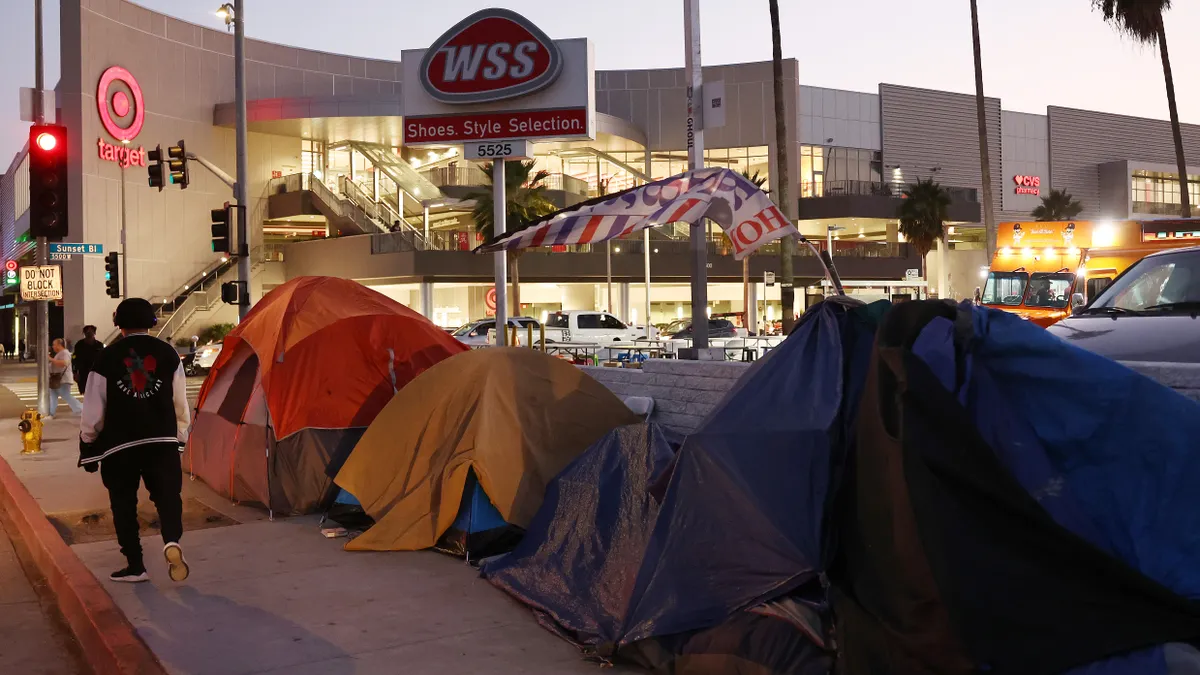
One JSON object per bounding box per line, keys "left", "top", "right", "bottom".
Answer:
{"left": 335, "top": 347, "right": 640, "bottom": 555}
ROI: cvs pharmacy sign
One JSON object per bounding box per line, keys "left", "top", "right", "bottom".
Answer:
{"left": 1013, "top": 174, "right": 1041, "bottom": 196}
{"left": 418, "top": 9, "right": 563, "bottom": 104}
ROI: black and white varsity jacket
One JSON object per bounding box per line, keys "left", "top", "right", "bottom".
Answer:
{"left": 78, "top": 333, "right": 190, "bottom": 465}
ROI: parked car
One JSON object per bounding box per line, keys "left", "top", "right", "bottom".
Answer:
{"left": 193, "top": 342, "right": 223, "bottom": 372}
{"left": 542, "top": 311, "right": 644, "bottom": 343}
{"left": 1048, "top": 246, "right": 1200, "bottom": 363}
{"left": 453, "top": 317, "right": 541, "bottom": 346}
{"left": 663, "top": 318, "right": 740, "bottom": 340}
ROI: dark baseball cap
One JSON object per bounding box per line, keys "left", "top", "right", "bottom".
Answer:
{"left": 113, "top": 298, "right": 157, "bottom": 330}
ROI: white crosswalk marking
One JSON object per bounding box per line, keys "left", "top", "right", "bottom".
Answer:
{"left": 3, "top": 380, "right": 205, "bottom": 410}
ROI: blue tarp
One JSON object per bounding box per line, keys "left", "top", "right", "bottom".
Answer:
{"left": 483, "top": 300, "right": 884, "bottom": 650}
{"left": 911, "top": 303, "right": 1200, "bottom": 675}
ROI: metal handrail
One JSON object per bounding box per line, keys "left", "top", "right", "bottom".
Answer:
{"left": 338, "top": 177, "right": 390, "bottom": 233}
{"left": 155, "top": 245, "right": 273, "bottom": 343}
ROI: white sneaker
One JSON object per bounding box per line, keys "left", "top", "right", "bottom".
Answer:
{"left": 163, "top": 542, "right": 190, "bottom": 582}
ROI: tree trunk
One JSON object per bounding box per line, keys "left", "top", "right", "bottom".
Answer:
{"left": 1158, "top": 18, "right": 1190, "bottom": 218}
{"left": 970, "top": 0, "right": 997, "bottom": 260}
{"left": 769, "top": 0, "right": 795, "bottom": 334}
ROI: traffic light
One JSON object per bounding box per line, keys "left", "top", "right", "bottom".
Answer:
{"left": 28, "top": 124, "right": 68, "bottom": 240}
{"left": 211, "top": 203, "right": 232, "bottom": 253}
{"left": 166, "top": 140, "right": 189, "bottom": 189}
{"left": 103, "top": 252, "right": 120, "bottom": 298}
{"left": 220, "top": 281, "right": 243, "bottom": 305}
{"left": 147, "top": 145, "right": 165, "bottom": 191}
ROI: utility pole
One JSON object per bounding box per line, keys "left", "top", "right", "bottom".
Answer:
{"left": 33, "top": 0, "right": 49, "bottom": 416}
{"left": 683, "top": 0, "right": 708, "bottom": 352}
{"left": 233, "top": 0, "right": 251, "bottom": 319}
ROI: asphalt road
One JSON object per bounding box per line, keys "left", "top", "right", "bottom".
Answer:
{"left": 0, "top": 362, "right": 206, "bottom": 411}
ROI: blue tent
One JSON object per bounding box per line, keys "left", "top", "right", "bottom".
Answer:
{"left": 906, "top": 303, "right": 1200, "bottom": 675}
{"left": 834, "top": 300, "right": 1200, "bottom": 675}
{"left": 483, "top": 299, "right": 884, "bottom": 657}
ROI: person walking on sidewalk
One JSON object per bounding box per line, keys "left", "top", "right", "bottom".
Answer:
{"left": 78, "top": 298, "right": 191, "bottom": 584}
{"left": 71, "top": 324, "right": 104, "bottom": 396}
{"left": 48, "top": 339, "right": 83, "bottom": 418}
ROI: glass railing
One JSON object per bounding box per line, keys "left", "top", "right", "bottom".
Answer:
{"left": 804, "top": 179, "right": 979, "bottom": 203}
{"left": 421, "top": 166, "right": 490, "bottom": 189}
{"left": 369, "top": 230, "right": 910, "bottom": 259}
{"left": 543, "top": 173, "right": 590, "bottom": 196}
{"left": 1133, "top": 200, "right": 1189, "bottom": 216}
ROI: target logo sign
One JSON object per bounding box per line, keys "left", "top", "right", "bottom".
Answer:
{"left": 485, "top": 287, "right": 497, "bottom": 314}
{"left": 97, "top": 66, "right": 144, "bottom": 141}
{"left": 96, "top": 66, "right": 148, "bottom": 168}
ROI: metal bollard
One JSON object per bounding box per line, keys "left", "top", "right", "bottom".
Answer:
{"left": 18, "top": 410, "right": 43, "bottom": 455}
{"left": 526, "top": 323, "right": 533, "bottom": 349}
{"left": 539, "top": 324, "right": 545, "bottom": 351}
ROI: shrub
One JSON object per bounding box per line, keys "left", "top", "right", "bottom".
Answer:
{"left": 197, "top": 323, "right": 235, "bottom": 345}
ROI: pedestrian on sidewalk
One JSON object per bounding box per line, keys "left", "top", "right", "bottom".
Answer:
{"left": 48, "top": 339, "right": 83, "bottom": 417}
{"left": 78, "top": 298, "right": 191, "bottom": 584}
{"left": 71, "top": 325, "right": 104, "bottom": 396}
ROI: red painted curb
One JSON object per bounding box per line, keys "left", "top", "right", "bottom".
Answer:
{"left": 0, "top": 453, "right": 167, "bottom": 675}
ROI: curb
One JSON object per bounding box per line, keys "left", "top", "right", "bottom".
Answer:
{"left": 0, "top": 453, "right": 167, "bottom": 675}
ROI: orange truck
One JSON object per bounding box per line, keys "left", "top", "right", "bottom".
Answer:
{"left": 981, "top": 219, "right": 1200, "bottom": 327}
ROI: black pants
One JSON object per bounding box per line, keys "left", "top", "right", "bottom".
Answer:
{"left": 100, "top": 444, "right": 183, "bottom": 569}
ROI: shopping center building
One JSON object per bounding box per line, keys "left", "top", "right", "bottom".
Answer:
{"left": 3, "top": 0, "right": 1200, "bottom": 346}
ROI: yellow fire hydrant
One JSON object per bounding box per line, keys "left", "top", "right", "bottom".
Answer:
{"left": 18, "top": 410, "right": 43, "bottom": 455}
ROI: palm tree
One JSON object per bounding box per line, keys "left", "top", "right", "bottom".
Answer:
{"left": 469, "top": 160, "right": 557, "bottom": 312}
{"left": 769, "top": 0, "right": 795, "bottom": 334}
{"left": 1031, "top": 189, "right": 1084, "bottom": 221}
{"left": 970, "top": 0, "right": 998, "bottom": 259}
{"left": 1095, "top": 0, "right": 1189, "bottom": 217}
{"left": 741, "top": 170, "right": 768, "bottom": 331}
{"left": 897, "top": 178, "right": 952, "bottom": 278}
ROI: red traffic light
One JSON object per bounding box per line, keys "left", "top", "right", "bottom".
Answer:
{"left": 4, "top": 261, "right": 16, "bottom": 272}
{"left": 35, "top": 132, "right": 57, "bottom": 152}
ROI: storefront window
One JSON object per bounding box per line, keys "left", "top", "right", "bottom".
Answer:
{"left": 1131, "top": 170, "right": 1200, "bottom": 216}
{"left": 800, "top": 146, "right": 880, "bottom": 197}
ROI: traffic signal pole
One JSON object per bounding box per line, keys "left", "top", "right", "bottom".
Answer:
{"left": 233, "top": 0, "right": 250, "bottom": 320}
{"left": 120, "top": 163, "right": 128, "bottom": 298}
{"left": 33, "top": 0, "right": 49, "bottom": 416}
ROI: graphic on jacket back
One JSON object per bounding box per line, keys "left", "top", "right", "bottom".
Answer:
{"left": 118, "top": 350, "right": 163, "bottom": 399}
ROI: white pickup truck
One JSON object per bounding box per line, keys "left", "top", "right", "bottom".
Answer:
{"left": 543, "top": 310, "right": 646, "bottom": 343}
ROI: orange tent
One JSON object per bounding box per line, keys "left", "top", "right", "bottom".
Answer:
{"left": 186, "top": 276, "right": 467, "bottom": 515}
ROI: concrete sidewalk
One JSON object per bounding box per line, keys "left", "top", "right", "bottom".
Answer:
{"left": 0, "top": 518, "right": 85, "bottom": 674}
{"left": 1, "top": 416, "right": 617, "bottom": 675}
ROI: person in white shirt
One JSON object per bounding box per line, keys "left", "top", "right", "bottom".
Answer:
{"left": 48, "top": 338, "right": 83, "bottom": 418}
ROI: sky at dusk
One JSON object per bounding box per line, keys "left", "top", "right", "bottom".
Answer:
{"left": 3, "top": 0, "right": 1199, "bottom": 162}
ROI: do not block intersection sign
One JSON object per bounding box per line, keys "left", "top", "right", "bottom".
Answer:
{"left": 19, "top": 265, "right": 62, "bottom": 301}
